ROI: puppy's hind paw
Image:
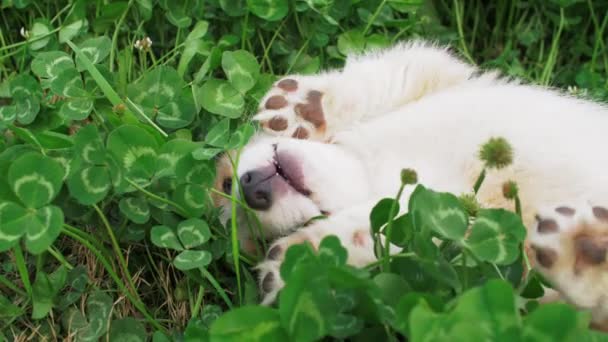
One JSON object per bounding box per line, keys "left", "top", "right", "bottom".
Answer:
{"left": 530, "top": 204, "right": 608, "bottom": 323}
{"left": 254, "top": 76, "right": 330, "bottom": 141}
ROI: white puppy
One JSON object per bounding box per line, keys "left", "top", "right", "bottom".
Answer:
{"left": 213, "top": 41, "right": 608, "bottom": 327}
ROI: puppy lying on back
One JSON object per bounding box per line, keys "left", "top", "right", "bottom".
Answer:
{"left": 213, "top": 41, "right": 608, "bottom": 327}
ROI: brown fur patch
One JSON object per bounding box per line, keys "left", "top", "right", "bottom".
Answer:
{"left": 537, "top": 218, "right": 559, "bottom": 234}
{"left": 555, "top": 206, "right": 576, "bottom": 216}
{"left": 534, "top": 246, "right": 558, "bottom": 268}
{"left": 292, "top": 126, "right": 309, "bottom": 139}
{"left": 277, "top": 79, "right": 298, "bottom": 92}
{"left": 294, "top": 90, "right": 325, "bottom": 128}
{"left": 593, "top": 206, "right": 608, "bottom": 222}
{"left": 265, "top": 95, "right": 288, "bottom": 110}
{"left": 268, "top": 116, "right": 288, "bottom": 131}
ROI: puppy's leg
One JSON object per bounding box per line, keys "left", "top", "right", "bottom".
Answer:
{"left": 256, "top": 205, "right": 384, "bottom": 304}
{"left": 529, "top": 203, "right": 608, "bottom": 330}
{"left": 254, "top": 41, "right": 489, "bottom": 141}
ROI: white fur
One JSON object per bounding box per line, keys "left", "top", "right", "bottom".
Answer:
{"left": 223, "top": 41, "right": 608, "bottom": 324}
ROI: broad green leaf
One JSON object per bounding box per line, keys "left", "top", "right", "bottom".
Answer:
{"left": 75, "top": 36, "right": 112, "bottom": 70}
{"left": 0, "top": 202, "right": 27, "bottom": 252}
{"left": 73, "top": 124, "right": 105, "bottom": 164}
{"left": 225, "top": 122, "right": 255, "bottom": 149}
{"left": 409, "top": 185, "right": 468, "bottom": 240}
{"left": 135, "top": 0, "right": 153, "bottom": 20}
{"left": 32, "top": 131, "right": 74, "bottom": 150}
{"left": 109, "top": 317, "right": 147, "bottom": 341}
{"left": 106, "top": 125, "right": 159, "bottom": 182}
{"left": 370, "top": 198, "right": 399, "bottom": 233}
{"left": 177, "top": 218, "right": 211, "bottom": 249}
{"left": 210, "top": 306, "right": 288, "bottom": 341}
{"left": 191, "top": 147, "right": 223, "bottom": 160}
{"left": 337, "top": 29, "right": 366, "bottom": 55}
{"left": 222, "top": 50, "right": 260, "bottom": 93}
{"left": 79, "top": 291, "right": 113, "bottom": 341}
{"left": 177, "top": 21, "right": 210, "bottom": 77}
{"left": 199, "top": 79, "right": 244, "bottom": 118}
{"left": 156, "top": 139, "right": 199, "bottom": 178}
{"left": 59, "top": 19, "right": 88, "bottom": 43}
{"left": 155, "top": 88, "right": 197, "bottom": 129}
{"left": 150, "top": 225, "right": 184, "bottom": 251}
{"left": 173, "top": 249, "right": 212, "bottom": 270}
{"left": 463, "top": 209, "right": 527, "bottom": 265}
{"left": 205, "top": 118, "right": 231, "bottom": 147}
{"left": 32, "top": 266, "right": 68, "bottom": 319}
{"left": 410, "top": 280, "right": 520, "bottom": 341}
{"left": 247, "top": 0, "right": 288, "bottom": 21}
{"left": 31, "top": 51, "right": 75, "bottom": 82}
{"left": 67, "top": 165, "right": 112, "bottom": 205}
{"left": 29, "top": 21, "right": 52, "bottom": 50}
{"left": 8, "top": 152, "right": 64, "bottom": 208}
{"left": 119, "top": 196, "right": 150, "bottom": 224}
{"left": 60, "top": 97, "right": 94, "bottom": 120}
{"left": 173, "top": 183, "right": 208, "bottom": 218}
{"left": 51, "top": 67, "right": 88, "bottom": 98}
{"left": 165, "top": 7, "right": 192, "bottom": 28}
{"left": 220, "top": 0, "right": 247, "bottom": 16}
{"left": 0, "top": 295, "right": 24, "bottom": 318}
{"left": 175, "top": 154, "right": 215, "bottom": 186}
{"left": 9, "top": 74, "right": 42, "bottom": 124}
{"left": 128, "top": 66, "right": 196, "bottom": 128}
{"left": 25, "top": 205, "right": 64, "bottom": 254}
{"left": 522, "top": 303, "right": 587, "bottom": 341}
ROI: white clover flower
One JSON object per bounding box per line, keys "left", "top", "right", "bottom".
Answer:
{"left": 567, "top": 85, "right": 578, "bottom": 94}
{"left": 134, "top": 36, "right": 153, "bottom": 51}
{"left": 20, "top": 27, "right": 29, "bottom": 39}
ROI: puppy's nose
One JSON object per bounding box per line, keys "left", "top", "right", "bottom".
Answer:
{"left": 240, "top": 171, "right": 272, "bottom": 210}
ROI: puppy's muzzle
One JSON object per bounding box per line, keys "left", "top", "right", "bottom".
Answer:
{"left": 241, "top": 170, "right": 273, "bottom": 210}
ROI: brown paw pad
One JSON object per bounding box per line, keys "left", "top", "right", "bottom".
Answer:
{"left": 575, "top": 234, "right": 607, "bottom": 266}
{"left": 294, "top": 90, "right": 326, "bottom": 129}
{"left": 268, "top": 116, "right": 288, "bottom": 131}
{"left": 265, "top": 95, "right": 288, "bottom": 110}
{"left": 533, "top": 246, "right": 558, "bottom": 268}
{"left": 593, "top": 206, "right": 608, "bottom": 222}
{"left": 261, "top": 272, "right": 275, "bottom": 294}
{"left": 555, "top": 206, "right": 576, "bottom": 216}
{"left": 537, "top": 217, "right": 559, "bottom": 234}
{"left": 266, "top": 245, "right": 282, "bottom": 260}
{"left": 277, "top": 79, "right": 298, "bottom": 92}
{"left": 292, "top": 126, "right": 310, "bottom": 139}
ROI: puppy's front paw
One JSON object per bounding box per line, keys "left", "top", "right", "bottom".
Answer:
{"left": 254, "top": 77, "right": 330, "bottom": 141}
{"left": 256, "top": 231, "right": 320, "bottom": 305}
{"left": 530, "top": 204, "right": 608, "bottom": 325}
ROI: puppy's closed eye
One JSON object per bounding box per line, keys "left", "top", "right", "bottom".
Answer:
{"left": 222, "top": 177, "right": 232, "bottom": 194}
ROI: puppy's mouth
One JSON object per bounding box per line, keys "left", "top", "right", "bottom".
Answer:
{"left": 272, "top": 144, "right": 311, "bottom": 197}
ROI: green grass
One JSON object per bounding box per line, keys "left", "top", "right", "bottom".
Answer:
{"left": 0, "top": 0, "right": 607, "bottom": 341}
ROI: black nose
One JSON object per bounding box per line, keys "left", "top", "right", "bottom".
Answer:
{"left": 240, "top": 171, "right": 272, "bottom": 210}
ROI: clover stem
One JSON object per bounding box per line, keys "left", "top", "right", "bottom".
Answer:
{"left": 125, "top": 178, "right": 188, "bottom": 217}
{"left": 93, "top": 204, "right": 140, "bottom": 300}
{"left": 365, "top": 252, "right": 416, "bottom": 270}
{"left": 382, "top": 182, "right": 406, "bottom": 272}
{"left": 200, "top": 267, "right": 233, "bottom": 309}
{"left": 229, "top": 149, "right": 243, "bottom": 305}
{"left": 473, "top": 167, "right": 486, "bottom": 194}
{"left": 47, "top": 246, "right": 74, "bottom": 270}
{"left": 191, "top": 285, "right": 205, "bottom": 318}
{"left": 61, "top": 225, "right": 166, "bottom": 333}
{"left": 13, "top": 244, "right": 32, "bottom": 298}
